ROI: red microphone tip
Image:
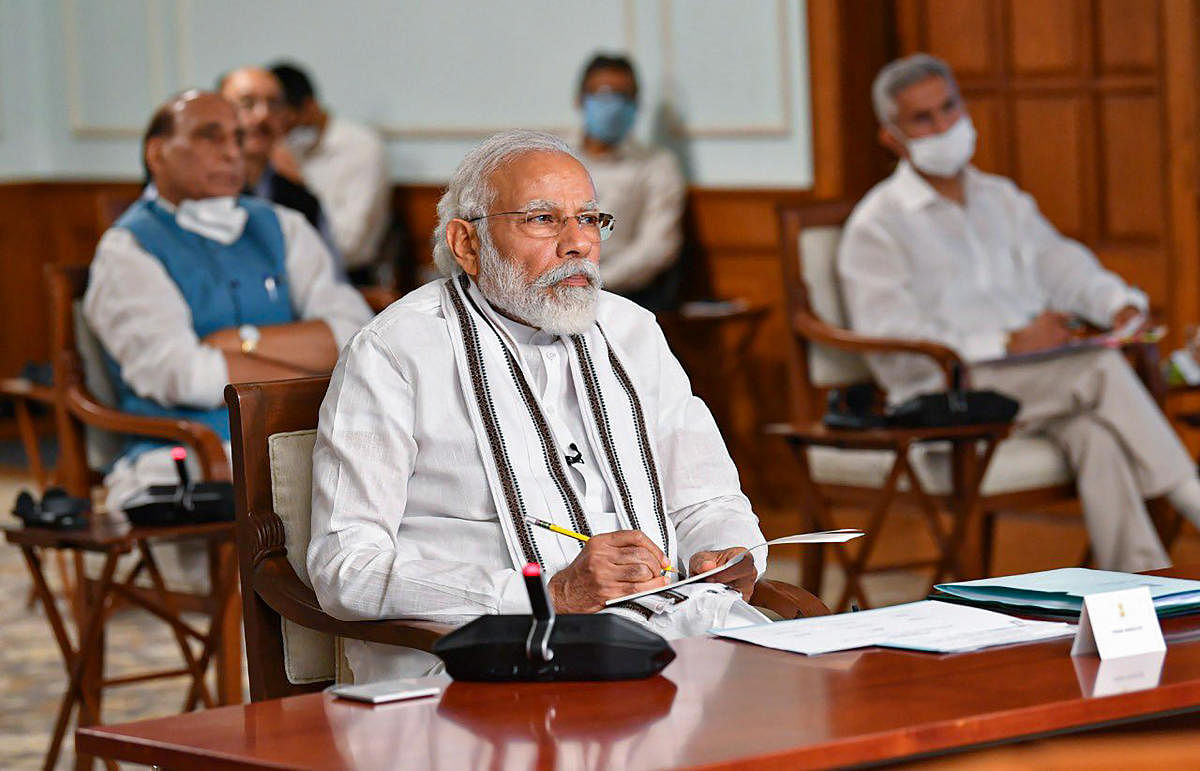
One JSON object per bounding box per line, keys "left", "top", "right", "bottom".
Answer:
{"left": 170, "top": 447, "right": 187, "bottom": 461}
{"left": 522, "top": 562, "right": 541, "bottom": 577}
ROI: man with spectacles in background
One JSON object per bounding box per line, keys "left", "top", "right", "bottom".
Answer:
{"left": 308, "top": 130, "right": 767, "bottom": 684}
{"left": 219, "top": 65, "right": 341, "bottom": 267}
{"left": 573, "top": 53, "right": 686, "bottom": 310}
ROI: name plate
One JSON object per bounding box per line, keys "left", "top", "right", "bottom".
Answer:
{"left": 1070, "top": 586, "right": 1166, "bottom": 660}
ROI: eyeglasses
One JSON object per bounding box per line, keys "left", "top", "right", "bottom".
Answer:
{"left": 232, "top": 95, "right": 285, "bottom": 115}
{"left": 467, "top": 208, "right": 616, "bottom": 242}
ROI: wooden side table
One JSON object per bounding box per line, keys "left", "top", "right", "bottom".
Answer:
{"left": 5, "top": 520, "right": 242, "bottom": 771}
{"left": 657, "top": 301, "right": 771, "bottom": 495}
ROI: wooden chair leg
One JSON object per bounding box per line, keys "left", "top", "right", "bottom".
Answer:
{"left": 791, "top": 446, "right": 827, "bottom": 595}
{"left": 833, "top": 452, "right": 908, "bottom": 612}
{"left": 209, "top": 539, "right": 244, "bottom": 705}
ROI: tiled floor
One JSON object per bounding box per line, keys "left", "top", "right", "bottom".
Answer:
{"left": 2, "top": 464, "right": 1198, "bottom": 770}
{"left": 0, "top": 469, "right": 233, "bottom": 770}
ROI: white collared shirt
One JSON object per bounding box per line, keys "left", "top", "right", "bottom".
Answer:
{"left": 838, "top": 161, "right": 1146, "bottom": 402}
{"left": 84, "top": 202, "right": 373, "bottom": 410}
{"left": 299, "top": 116, "right": 390, "bottom": 270}
{"left": 576, "top": 136, "right": 686, "bottom": 292}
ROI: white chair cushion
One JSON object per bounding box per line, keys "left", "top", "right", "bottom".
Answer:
{"left": 269, "top": 430, "right": 340, "bottom": 684}
{"left": 807, "top": 436, "right": 1072, "bottom": 497}
{"left": 798, "top": 226, "right": 873, "bottom": 387}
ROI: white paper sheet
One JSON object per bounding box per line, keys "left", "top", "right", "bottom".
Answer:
{"left": 712, "top": 600, "right": 1075, "bottom": 655}
{"left": 603, "top": 529, "right": 864, "bottom": 606}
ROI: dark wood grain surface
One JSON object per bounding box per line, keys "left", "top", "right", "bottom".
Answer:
{"left": 77, "top": 569, "right": 1200, "bottom": 770}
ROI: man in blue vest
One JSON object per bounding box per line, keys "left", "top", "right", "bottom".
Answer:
{"left": 84, "top": 90, "right": 372, "bottom": 518}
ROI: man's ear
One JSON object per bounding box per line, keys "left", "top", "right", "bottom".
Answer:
{"left": 145, "top": 137, "right": 165, "bottom": 178}
{"left": 446, "top": 219, "right": 481, "bottom": 277}
{"left": 878, "top": 124, "right": 908, "bottom": 160}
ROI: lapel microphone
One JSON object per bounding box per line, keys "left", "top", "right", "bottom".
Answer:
{"left": 565, "top": 443, "right": 584, "bottom": 466}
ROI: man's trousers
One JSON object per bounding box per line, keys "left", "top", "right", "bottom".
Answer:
{"left": 973, "top": 348, "right": 1193, "bottom": 572}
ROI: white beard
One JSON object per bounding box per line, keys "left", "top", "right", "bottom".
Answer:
{"left": 475, "top": 233, "right": 602, "bottom": 336}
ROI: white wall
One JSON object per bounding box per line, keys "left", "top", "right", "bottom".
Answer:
{"left": 0, "top": 0, "right": 812, "bottom": 188}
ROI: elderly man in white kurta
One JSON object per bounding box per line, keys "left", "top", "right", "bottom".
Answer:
{"left": 838, "top": 53, "right": 1200, "bottom": 573}
{"left": 86, "top": 91, "right": 372, "bottom": 518}
{"left": 309, "top": 130, "right": 766, "bottom": 683}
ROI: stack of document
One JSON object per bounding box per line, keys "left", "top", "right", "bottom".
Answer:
{"left": 712, "top": 600, "right": 1074, "bottom": 655}
{"left": 932, "top": 568, "right": 1200, "bottom": 618}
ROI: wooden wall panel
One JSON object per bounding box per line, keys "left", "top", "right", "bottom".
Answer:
{"left": 962, "top": 94, "right": 1007, "bottom": 174}
{"left": 922, "top": 0, "right": 1001, "bottom": 77}
{"left": 1009, "top": 0, "right": 1086, "bottom": 76}
{"left": 1100, "top": 95, "right": 1165, "bottom": 241}
{"left": 1098, "top": 0, "right": 1160, "bottom": 73}
{"left": 1012, "top": 96, "right": 1088, "bottom": 237}
{"left": 1096, "top": 246, "right": 1168, "bottom": 309}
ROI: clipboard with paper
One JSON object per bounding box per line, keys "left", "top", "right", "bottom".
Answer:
{"left": 604, "top": 529, "right": 864, "bottom": 606}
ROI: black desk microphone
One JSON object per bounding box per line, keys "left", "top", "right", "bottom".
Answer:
{"left": 432, "top": 561, "right": 676, "bottom": 681}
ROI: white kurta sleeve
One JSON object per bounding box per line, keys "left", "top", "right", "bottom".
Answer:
{"left": 1014, "top": 189, "right": 1148, "bottom": 327}
{"left": 308, "top": 329, "right": 529, "bottom": 624}
{"left": 599, "top": 151, "right": 686, "bottom": 292}
{"left": 276, "top": 206, "right": 373, "bottom": 348}
{"left": 318, "top": 133, "right": 390, "bottom": 268}
{"left": 838, "top": 216, "right": 1008, "bottom": 372}
{"left": 648, "top": 323, "right": 767, "bottom": 578}
{"left": 82, "top": 228, "right": 230, "bottom": 410}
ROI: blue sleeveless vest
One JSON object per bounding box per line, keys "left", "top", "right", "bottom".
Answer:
{"left": 104, "top": 196, "right": 294, "bottom": 462}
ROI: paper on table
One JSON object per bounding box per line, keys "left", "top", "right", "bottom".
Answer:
{"left": 603, "top": 529, "right": 864, "bottom": 607}
{"left": 935, "top": 567, "right": 1200, "bottom": 614}
{"left": 712, "top": 600, "right": 1075, "bottom": 655}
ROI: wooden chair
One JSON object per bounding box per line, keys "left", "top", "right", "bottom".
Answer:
{"left": 3, "top": 263, "right": 242, "bottom": 769}
{"left": 225, "top": 376, "right": 830, "bottom": 701}
{"left": 774, "top": 202, "right": 1180, "bottom": 611}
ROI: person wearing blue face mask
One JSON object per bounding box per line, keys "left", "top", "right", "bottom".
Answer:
{"left": 838, "top": 53, "right": 1200, "bottom": 574}
{"left": 575, "top": 54, "right": 685, "bottom": 310}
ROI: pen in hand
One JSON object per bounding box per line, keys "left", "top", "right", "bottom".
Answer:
{"left": 523, "top": 515, "right": 676, "bottom": 574}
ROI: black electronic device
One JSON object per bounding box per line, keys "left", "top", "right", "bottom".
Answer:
{"left": 120, "top": 446, "right": 235, "bottom": 527}
{"left": 433, "top": 562, "right": 676, "bottom": 682}
{"left": 11, "top": 488, "right": 90, "bottom": 530}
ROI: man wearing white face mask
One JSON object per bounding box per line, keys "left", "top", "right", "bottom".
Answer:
{"left": 573, "top": 53, "right": 685, "bottom": 310}
{"left": 838, "top": 53, "right": 1200, "bottom": 573}
{"left": 270, "top": 62, "right": 390, "bottom": 279}
{"left": 84, "top": 91, "right": 372, "bottom": 518}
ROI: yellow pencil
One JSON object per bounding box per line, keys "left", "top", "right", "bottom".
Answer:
{"left": 523, "top": 515, "right": 675, "bottom": 573}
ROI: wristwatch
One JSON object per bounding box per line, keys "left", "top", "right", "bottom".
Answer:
{"left": 238, "top": 324, "right": 261, "bottom": 354}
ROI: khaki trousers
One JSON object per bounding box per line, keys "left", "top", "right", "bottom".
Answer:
{"left": 973, "top": 348, "right": 1193, "bottom": 572}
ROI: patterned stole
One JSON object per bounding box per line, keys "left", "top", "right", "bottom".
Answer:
{"left": 441, "top": 275, "right": 676, "bottom": 578}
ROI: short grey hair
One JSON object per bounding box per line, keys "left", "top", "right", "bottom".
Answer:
{"left": 432, "top": 129, "right": 586, "bottom": 277}
{"left": 871, "top": 53, "right": 959, "bottom": 125}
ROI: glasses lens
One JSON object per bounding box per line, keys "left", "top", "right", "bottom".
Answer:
{"left": 597, "top": 213, "right": 615, "bottom": 241}
{"left": 521, "top": 210, "right": 560, "bottom": 238}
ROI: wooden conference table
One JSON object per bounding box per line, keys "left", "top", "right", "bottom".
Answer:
{"left": 77, "top": 574, "right": 1200, "bottom": 770}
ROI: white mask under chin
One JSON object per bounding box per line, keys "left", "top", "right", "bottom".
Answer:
{"left": 904, "top": 116, "right": 976, "bottom": 178}
{"left": 175, "top": 197, "right": 249, "bottom": 245}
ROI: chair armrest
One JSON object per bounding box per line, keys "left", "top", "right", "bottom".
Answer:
{"left": 750, "top": 579, "right": 831, "bottom": 620}
{"left": 793, "top": 311, "right": 967, "bottom": 388}
{"left": 253, "top": 556, "right": 452, "bottom": 651}
{"left": 63, "top": 384, "right": 230, "bottom": 482}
